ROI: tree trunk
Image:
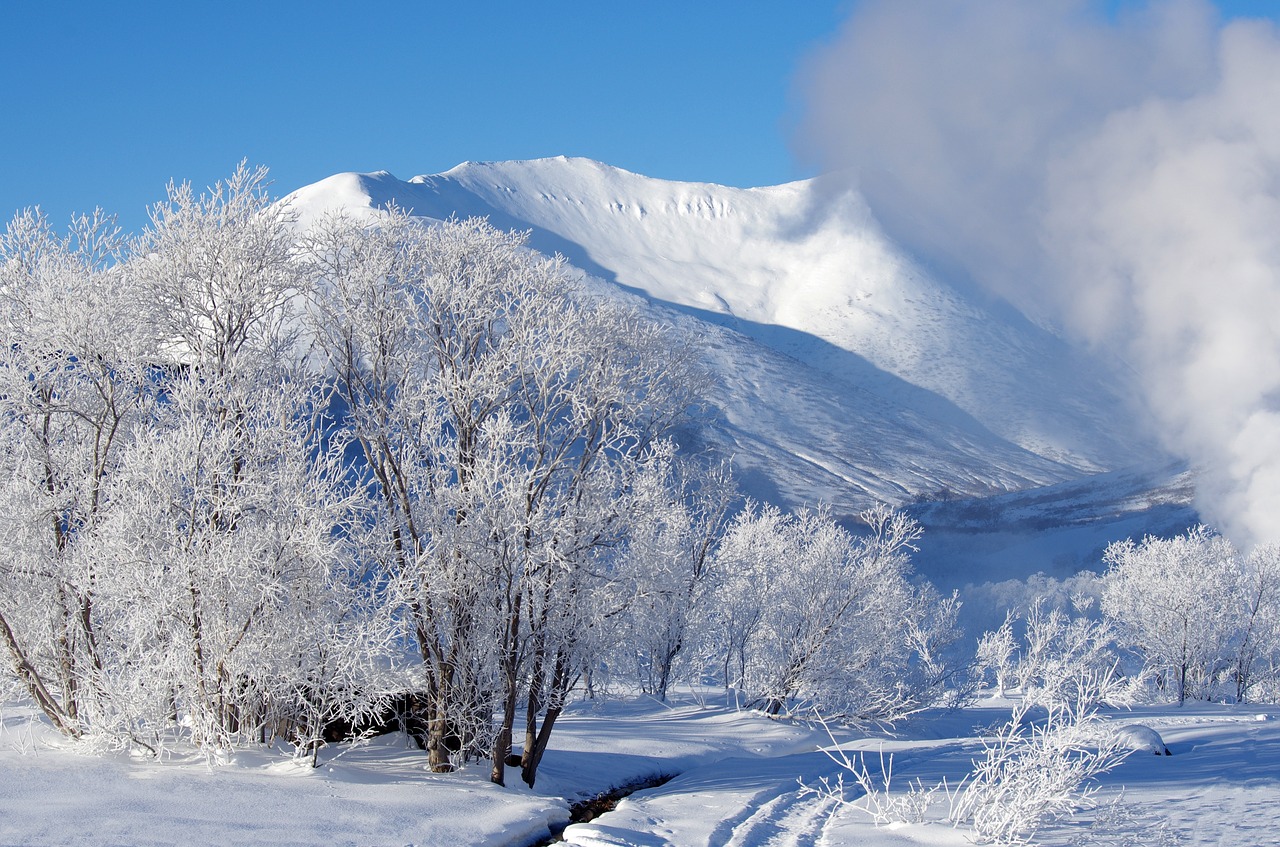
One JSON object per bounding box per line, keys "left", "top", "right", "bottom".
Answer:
{"left": 655, "top": 637, "right": 680, "bottom": 702}
{"left": 491, "top": 662, "right": 520, "bottom": 786}
{"left": 522, "top": 651, "right": 574, "bottom": 788}
{"left": 520, "top": 641, "right": 548, "bottom": 782}
{"left": 0, "top": 611, "right": 79, "bottom": 737}
{"left": 491, "top": 606, "right": 523, "bottom": 786}
{"left": 427, "top": 717, "right": 456, "bottom": 771}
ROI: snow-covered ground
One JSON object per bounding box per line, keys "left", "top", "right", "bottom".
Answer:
{"left": 3, "top": 693, "right": 1276, "bottom": 846}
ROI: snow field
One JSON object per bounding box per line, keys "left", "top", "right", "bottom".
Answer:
{"left": 4, "top": 696, "right": 1279, "bottom": 847}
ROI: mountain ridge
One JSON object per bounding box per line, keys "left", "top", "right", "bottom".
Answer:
{"left": 284, "top": 157, "right": 1168, "bottom": 518}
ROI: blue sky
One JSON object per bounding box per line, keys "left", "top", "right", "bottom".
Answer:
{"left": 3, "top": 2, "right": 843, "bottom": 234}
{"left": 2, "top": 1, "right": 1276, "bottom": 234}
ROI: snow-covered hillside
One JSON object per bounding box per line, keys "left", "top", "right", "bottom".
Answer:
{"left": 285, "top": 157, "right": 1166, "bottom": 517}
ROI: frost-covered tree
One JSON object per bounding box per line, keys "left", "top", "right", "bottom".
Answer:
{"left": 72, "top": 163, "right": 395, "bottom": 753}
{"left": 709, "top": 503, "right": 949, "bottom": 720}
{"left": 613, "top": 445, "right": 735, "bottom": 701}
{"left": 303, "top": 209, "right": 699, "bottom": 786}
{"left": 1230, "top": 544, "right": 1280, "bottom": 702}
{"left": 976, "top": 612, "right": 1019, "bottom": 698}
{"left": 0, "top": 207, "right": 148, "bottom": 737}
{"left": 90, "top": 368, "right": 391, "bottom": 753}
{"left": 1101, "top": 526, "right": 1243, "bottom": 704}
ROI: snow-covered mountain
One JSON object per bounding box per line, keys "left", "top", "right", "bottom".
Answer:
{"left": 284, "top": 157, "right": 1171, "bottom": 522}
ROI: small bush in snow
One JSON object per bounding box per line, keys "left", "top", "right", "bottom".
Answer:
{"left": 977, "top": 598, "right": 1149, "bottom": 716}
{"left": 801, "top": 746, "right": 942, "bottom": 827}
{"left": 947, "top": 701, "right": 1130, "bottom": 845}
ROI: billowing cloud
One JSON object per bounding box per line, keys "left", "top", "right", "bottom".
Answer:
{"left": 796, "top": 0, "right": 1280, "bottom": 548}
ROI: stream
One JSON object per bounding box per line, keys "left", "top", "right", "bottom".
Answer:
{"left": 533, "top": 772, "right": 676, "bottom": 845}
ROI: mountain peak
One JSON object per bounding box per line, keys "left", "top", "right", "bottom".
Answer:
{"left": 433, "top": 156, "right": 638, "bottom": 181}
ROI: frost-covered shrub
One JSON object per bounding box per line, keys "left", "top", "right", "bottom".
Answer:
{"left": 949, "top": 701, "right": 1131, "bottom": 845}
{"left": 800, "top": 741, "right": 943, "bottom": 827}
{"left": 804, "top": 699, "right": 1131, "bottom": 844}
{"left": 976, "top": 599, "right": 1147, "bottom": 714}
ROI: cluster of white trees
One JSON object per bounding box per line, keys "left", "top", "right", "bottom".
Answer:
{"left": 1101, "top": 527, "right": 1280, "bottom": 704}
{"left": 606, "top": 497, "right": 964, "bottom": 722}
{"left": 0, "top": 167, "right": 394, "bottom": 757}
{"left": 848, "top": 520, "right": 1280, "bottom": 845}
{"left": 974, "top": 525, "right": 1280, "bottom": 709}
{"left": 0, "top": 165, "right": 961, "bottom": 784}
{"left": 701, "top": 503, "right": 962, "bottom": 719}
{"left": 13, "top": 164, "right": 1275, "bottom": 841}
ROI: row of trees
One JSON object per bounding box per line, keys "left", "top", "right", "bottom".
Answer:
{"left": 612, "top": 496, "right": 964, "bottom": 718}
{"left": 975, "top": 527, "right": 1280, "bottom": 709}
{"left": 0, "top": 167, "right": 395, "bottom": 757}
{"left": 0, "top": 165, "right": 957, "bottom": 785}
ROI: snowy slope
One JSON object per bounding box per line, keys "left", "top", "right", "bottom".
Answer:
{"left": 284, "top": 158, "right": 1165, "bottom": 514}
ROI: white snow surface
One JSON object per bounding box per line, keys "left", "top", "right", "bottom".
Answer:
{"left": 4, "top": 694, "right": 1278, "bottom": 846}
{"left": 282, "top": 158, "right": 1167, "bottom": 518}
